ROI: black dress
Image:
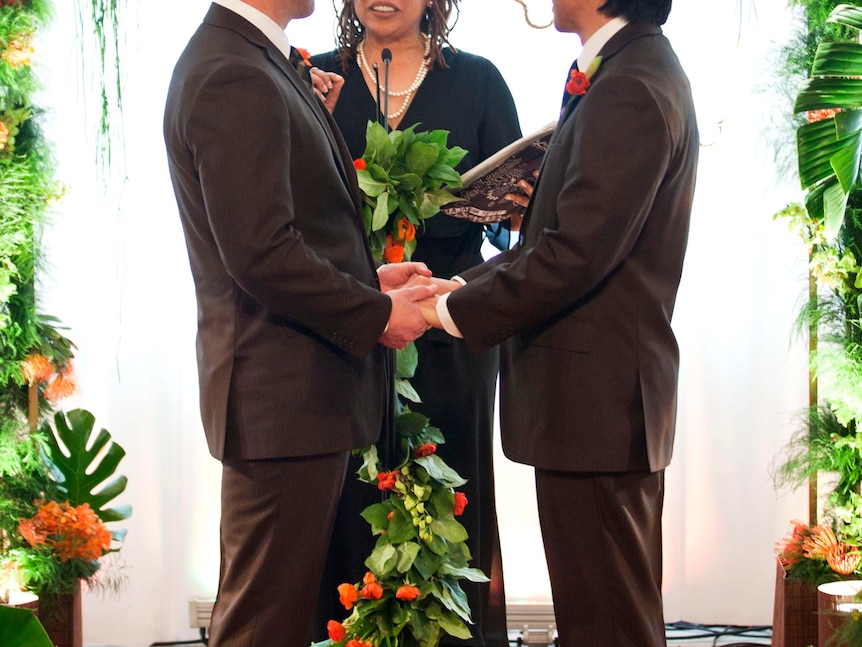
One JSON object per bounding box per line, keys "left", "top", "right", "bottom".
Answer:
{"left": 310, "top": 47, "right": 521, "bottom": 647}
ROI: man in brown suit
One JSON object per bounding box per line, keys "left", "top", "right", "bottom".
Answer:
{"left": 163, "top": 1, "right": 435, "bottom": 645}
{"left": 424, "top": 0, "right": 699, "bottom": 643}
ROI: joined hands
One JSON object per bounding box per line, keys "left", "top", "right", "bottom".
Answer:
{"left": 376, "top": 264, "right": 461, "bottom": 348}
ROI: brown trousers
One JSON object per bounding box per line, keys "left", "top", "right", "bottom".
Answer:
{"left": 209, "top": 452, "right": 349, "bottom": 647}
{"left": 535, "top": 468, "right": 666, "bottom": 647}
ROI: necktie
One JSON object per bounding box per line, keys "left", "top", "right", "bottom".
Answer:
{"left": 288, "top": 46, "right": 313, "bottom": 89}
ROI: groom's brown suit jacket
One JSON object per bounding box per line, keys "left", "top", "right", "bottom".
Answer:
{"left": 163, "top": 3, "right": 390, "bottom": 462}
{"left": 448, "top": 22, "right": 699, "bottom": 475}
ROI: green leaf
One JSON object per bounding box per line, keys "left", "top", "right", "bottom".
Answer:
{"left": 828, "top": 4, "right": 862, "bottom": 30}
{"left": 371, "top": 192, "right": 391, "bottom": 231}
{"left": 415, "top": 454, "right": 467, "bottom": 487}
{"left": 430, "top": 517, "right": 469, "bottom": 543}
{"left": 41, "top": 409, "right": 130, "bottom": 524}
{"left": 387, "top": 508, "right": 419, "bottom": 543}
{"left": 824, "top": 179, "right": 850, "bottom": 239}
{"left": 366, "top": 543, "right": 398, "bottom": 575}
{"left": 395, "top": 378, "right": 422, "bottom": 403}
{"left": 355, "top": 444, "right": 380, "bottom": 483}
{"left": 396, "top": 411, "right": 431, "bottom": 439}
{"left": 357, "top": 169, "right": 388, "bottom": 197}
{"left": 0, "top": 606, "right": 53, "bottom": 647}
{"left": 395, "top": 540, "right": 421, "bottom": 572}
{"left": 361, "top": 501, "right": 393, "bottom": 534}
{"left": 437, "top": 563, "right": 490, "bottom": 583}
{"left": 396, "top": 343, "right": 418, "bottom": 379}
{"left": 426, "top": 164, "right": 462, "bottom": 187}
{"left": 405, "top": 141, "right": 440, "bottom": 177}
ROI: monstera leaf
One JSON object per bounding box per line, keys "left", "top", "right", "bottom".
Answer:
{"left": 40, "top": 409, "right": 131, "bottom": 530}
{"left": 0, "top": 605, "right": 53, "bottom": 647}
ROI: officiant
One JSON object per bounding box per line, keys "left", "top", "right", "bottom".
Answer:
{"left": 310, "top": 0, "right": 521, "bottom": 644}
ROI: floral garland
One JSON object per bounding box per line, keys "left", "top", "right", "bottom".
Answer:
{"left": 315, "top": 122, "right": 486, "bottom": 647}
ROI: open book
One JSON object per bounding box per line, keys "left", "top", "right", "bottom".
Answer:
{"left": 441, "top": 121, "right": 557, "bottom": 224}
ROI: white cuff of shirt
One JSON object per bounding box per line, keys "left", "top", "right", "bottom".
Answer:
{"left": 436, "top": 279, "right": 465, "bottom": 338}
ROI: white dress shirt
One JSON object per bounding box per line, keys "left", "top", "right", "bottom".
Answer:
{"left": 212, "top": 0, "right": 293, "bottom": 61}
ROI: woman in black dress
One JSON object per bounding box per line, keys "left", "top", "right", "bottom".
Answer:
{"left": 311, "top": 2, "right": 521, "bottom": 645}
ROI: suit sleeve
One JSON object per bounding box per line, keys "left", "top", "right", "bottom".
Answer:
{"left": 448, "top": 74, "right": 673, "bottom": 354}
{"left": 185, "top": 61, "right": 390, "bottom": 357}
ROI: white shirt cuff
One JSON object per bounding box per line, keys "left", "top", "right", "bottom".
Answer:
{"left": 436, "top": 292, "right": 463, "bottom": 338}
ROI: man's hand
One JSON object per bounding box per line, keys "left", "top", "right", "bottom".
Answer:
{"left": 379, "top": 284, "right": 437, "bottom": 349}
{"left": 377, "top": 262, "right": 432, "bottom": 293}
{"left": 503, "top": 171, "right": 538, "bottom": 232}
{"left": 310, "top": 67, "right": 344, "bottom": 114}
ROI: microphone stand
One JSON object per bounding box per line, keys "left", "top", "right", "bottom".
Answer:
{"left": 373, "top": 63, "right": 383, "bottom": 128}
{"left": 381, "top": 48, "right": 392, "bottom": 133}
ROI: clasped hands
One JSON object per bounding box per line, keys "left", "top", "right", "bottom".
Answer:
{"left": 377, "top": 263, "right": 461, "bottom": 350}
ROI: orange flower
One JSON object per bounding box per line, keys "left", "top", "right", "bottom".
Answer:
{"left": 354, "top": 158, "right": 367, "bottom": 171}
{"left": 0, "top": 120, "right": 8, "bottom": 151}
{"left": 775, "top": 520, "right": 809, "bottom": 569}
{"left": 396, "top": 218, "right": 416, "bottom": 243}
{"left": 44, "top": 362, "right": 77, "bottom": 404}
{"left": 360, "top": 581, "right": 383, "bottom": 600}
{"left": 2, "top": 35, "right": 34, "bottom": 69}
{"left": 565, "top": 69, "right": 590, "bottom": 96}
{"left": 296, "top": 47, "right": 312, "bottom": 67}
{"left": 803, "top": 524, "right": 840, "bottom": 560}
{"left": 395, "top": 584, "right": 420, "bottom": 601}
{"left": 376, "top": 469, "right": 400, "bottom": 491}
{"left": 382, "top": 235, "right": 405, "bottom": 263}
{"left": 337, "top": 582, "right": 358, "bottom": 610}
{"left": 363, "top": 571, "right": 377, "bottom": 585}
{"left": 327, "top": 620, "right": 347, "bottom": 642}
{"left": 21, "top": 353, "right": 54, "bottom": 385}
{"left": 19, "top": 500, "right": 111, "bottom": 563}
{"left": 827, "top": 543, "right": 862, "bottom": 575}
{"left": 453, "top": 491, "right": 467, "bottom": 516}
{"left": 387, "top": 510, "right": 395, "bottom": 522}
{"left": 413, "top": 442, "right": 436, "bottom": 458}
{"left": 807, "top": 108, "right": 840, "bottom": 124}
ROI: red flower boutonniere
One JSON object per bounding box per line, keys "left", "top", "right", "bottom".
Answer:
{"left": 296, "top": 47, "right": 312, "bottom": 67}
{"left": 565, "top": 56, "right": 603, "bottom": 98}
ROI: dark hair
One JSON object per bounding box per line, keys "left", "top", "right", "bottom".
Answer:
{"left": 331, "top": 0, "right": 460, "bottom": 72}
{"left": 598, "top": 0, "right": 671, "bottom": 26}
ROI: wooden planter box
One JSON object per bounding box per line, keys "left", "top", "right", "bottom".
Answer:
{"left": 772, "top": 559, "right": 819, "bottom": 647}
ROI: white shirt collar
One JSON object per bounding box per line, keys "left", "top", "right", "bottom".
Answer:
{"left": 211, "top": 0, "right": 293, "bottom": 62}
{"left": 577, "top": 16, "right": 627, "bottom": 73}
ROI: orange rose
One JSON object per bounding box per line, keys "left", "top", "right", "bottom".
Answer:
{"left": 565, "top": 69, "right": 590, "bottom": 96}
{"left": 453, "top": 491, "right": 468, "bottom": 516}
{"left": 363, "top": 571, "right": 377, "bottom": 585}
{"left": 383, "top": 235, "right": 405, "bottom": 263}
{"left": 360, "top": 582, "right": 383, "bottom": 600}
{"left": 396, "top": 217, "right": 416, "bottom": 243}
{"left": 376, "top": 469, "right": 400, "bottom": 491}
{"left": 354, "top": 158, "right": 367, "bottom": 171}
{"left": 327, "top": 620, "right": 347, "bottom": 642}
{"left": 396, "top": 584, "right": 420, "bottom": 601}
{"left": 337, "top": 582, "right": 358, "bottom": 610}
{"left": 413, "top": 442, "right": 436, "bottom": 458}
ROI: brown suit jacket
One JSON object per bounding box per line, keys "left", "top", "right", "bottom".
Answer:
{"left": 163, "top": 4, "right": 390, "bottom": 461}
{"left": 448, "top": 23, "right": 699, "bottom": 473}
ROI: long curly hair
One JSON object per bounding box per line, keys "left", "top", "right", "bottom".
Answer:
{"left": 331, "top": 0, "right": 460, "bottom": 72}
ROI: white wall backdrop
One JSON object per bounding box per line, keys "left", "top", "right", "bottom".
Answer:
{"left": 30, "top": 0, "right": 810, "bottom": 644}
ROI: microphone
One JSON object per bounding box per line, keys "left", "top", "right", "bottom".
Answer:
{"left": 381, "top": 48, "right": 392, "bottom": 132}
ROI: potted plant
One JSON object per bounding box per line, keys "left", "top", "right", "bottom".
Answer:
{"left": 772, "top": 4, "right": 862, "bottom": 645}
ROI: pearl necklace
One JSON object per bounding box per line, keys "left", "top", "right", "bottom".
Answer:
{"left": 356, "top": 37, "right": 431, "bottom": 120}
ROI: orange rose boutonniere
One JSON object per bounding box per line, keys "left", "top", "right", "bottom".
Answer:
{"left": 565, "top": 56, "right": 603, "bottom": 98}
